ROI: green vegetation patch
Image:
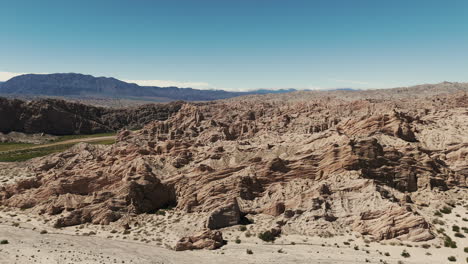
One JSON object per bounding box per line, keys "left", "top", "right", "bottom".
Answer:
{"left": 0, "top": 139, "right": 115, "bottom": 162}
{"left": 0, "top": 142, "right": 35, "bottom": 152}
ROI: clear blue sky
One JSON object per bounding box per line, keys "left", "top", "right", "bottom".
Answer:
{"left": 1, "top": 0, "right": 468, "bottom": 90}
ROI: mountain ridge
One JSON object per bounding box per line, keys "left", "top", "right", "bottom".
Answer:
{"left": 0, "top": 73, "right": 300, "bottom": 101}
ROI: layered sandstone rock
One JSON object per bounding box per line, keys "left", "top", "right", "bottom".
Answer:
{"left": 0, "top": 92, "right": 466, "bottom": 245}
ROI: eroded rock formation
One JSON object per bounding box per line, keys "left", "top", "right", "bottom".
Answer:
{"left": 1, "top": 91, "right": 467, "bottom": 244}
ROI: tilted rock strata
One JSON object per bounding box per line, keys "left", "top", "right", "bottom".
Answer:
{"left": 0, "top": 92, "right": 467, "bottom": 244}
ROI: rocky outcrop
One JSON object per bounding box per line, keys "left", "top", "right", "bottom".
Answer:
{"left": 175, "top": 230, "right": 224, "bottom": 251}
{"left": 206, "top": 199, "right": 241, "bottom": 229}
{"left": 353, "top": 205, "right": 434, "bottom": 242}
{"left": 0, "top": 144, "right": 176, "bottom": 227}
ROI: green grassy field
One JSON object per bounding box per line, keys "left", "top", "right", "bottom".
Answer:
{"left": 0, "top": 142, "right": 35, "bottom": 152}
{"left": 0, "top": 134, "right": 116, "bottom": 162}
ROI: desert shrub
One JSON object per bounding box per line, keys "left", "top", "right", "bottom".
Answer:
{"left": 40, "top": 230, "right": 47, "bottom": 234}
{"left": 447, "top": 256, "right": 456, "bottom": 262}
{"left": 238, "top": 225, "right": 247, "bottom": 232}
{"left": 246, "top": 249, "right": 253, "bottom": 254}
{"left": 464, "top": 247, "right": 468, "bottom": 253}
{"left": 455, "top": 232, "right": 465, "bottom": 238}
{"left": 258, "top": 231, "right": 276, "bottom": 242}
{"left": 440, "top": 206, "right": 452, "bottom": 214}
{"left": 235, "top": 238, "right": 241, "bottom": 244}
{"left": 384, "top": 252, "right": 390, "bottom": 256}
{"left": 444, "top": 236, "right": 457, "bottom": 248}
{"left": 452, "top": 225, "right": 460, "bottom": 232}
{"left": 421, "top": 244, "right": 430, "bottom": 249}
{"left": 0, "top": 240, "right": 8, "bottom": 244}
{"left": 401, "top": 250, "right": 410, "bottom": 258}
{"left": 434, "top": 211, "right": 443, "bottom": 217}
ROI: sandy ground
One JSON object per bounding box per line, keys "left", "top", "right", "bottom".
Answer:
{"left": 0, "top": 203, "right": 466, "bottom": 264}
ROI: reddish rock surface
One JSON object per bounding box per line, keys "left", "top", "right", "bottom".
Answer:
{"left": 0, "top": 91, "right": 467, "bottom": 243}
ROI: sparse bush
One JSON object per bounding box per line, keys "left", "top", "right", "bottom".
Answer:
{"left": 455, "top": 232, "right": 465, "bottom": 238}
{"left": 354, "top": 245, "right": 359, "bottom": 250}
{"left": 258, "top": 230, "right": 276, "bottom": 242}
{"left": 434, "top": 211, "right": 443, "bottom": 217}
{"left": 447, "top": 256, "right": 456, "bottom": 262}
{"left": 0, "top": 240, "right": 8, "bottom": 244}
{"left": 40, "top": 230, "right": 47, "bottom": 234}
{"left": 246, "top": 249, "right": 253, "bottom": 254}
{"left": 155, "top": 210, "right": 166, "bottom": 216}
{"left": 401, "top": 250, "right": 410, "bottom": 258}
{"left": 444, "top": 236, "right": 457, "bottom": 248}
{"left": 235, "top": 238, "right": 241, "bottom": 244}
{"left": 239, "top": 225, "right": 247, "bottom": 232}
{"left": 452, "top": 225, "right": 460, "bottom": 232}
{"left": 440, "top": 206, "right": 452, "bottom": 214}
{"left": 422, "top": 244, "right": 430, "bottom": 249}
{"left": 464, "top": 247, "right": 468, "bottom": 253}
{"left": 384, "top": 252, "right": 390, "bottom": 256}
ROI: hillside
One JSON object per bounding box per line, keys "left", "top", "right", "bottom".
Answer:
{"left": 0, "top": 97, "right": 183, "bottom": 135}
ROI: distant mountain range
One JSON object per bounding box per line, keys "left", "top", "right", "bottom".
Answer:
{"left": 0, "top": 73, "right": 305, "bottom": 101}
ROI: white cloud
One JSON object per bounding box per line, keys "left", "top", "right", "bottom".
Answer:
{"left": 0, "top": 71, "right": 25, "bottom": 81}
{"left": 124, "top": 79, "right": 214, "bottom": 89}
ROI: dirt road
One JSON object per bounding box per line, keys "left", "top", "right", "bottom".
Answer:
{"left": 0, "top": 136, "right": 116, "bottom": 153}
